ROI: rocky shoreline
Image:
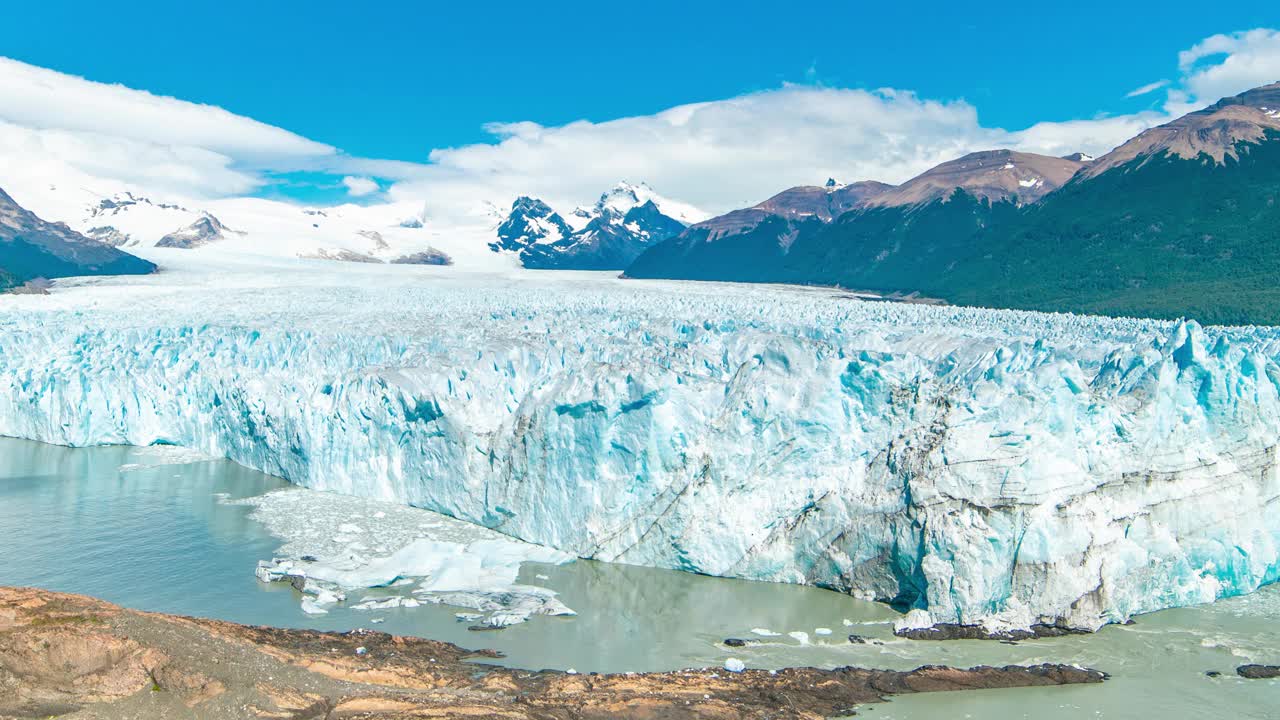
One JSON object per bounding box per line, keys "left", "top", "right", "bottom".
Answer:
{"left": 0, "top": 586, "right": 1108, "bottom": 719}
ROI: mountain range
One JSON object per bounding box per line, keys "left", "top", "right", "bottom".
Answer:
{"left": 7, "top": 81, "right": 1280, "bottom": 324}
{"left": 627, "top": 82, "right": 1280, "bottom": 325}
{"left": 2, "top": 177, "right": 696, "bottom": 278}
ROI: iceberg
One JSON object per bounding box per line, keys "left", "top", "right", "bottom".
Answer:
{"left": 2, "top": 254, "right": 1279, "bottom": 631}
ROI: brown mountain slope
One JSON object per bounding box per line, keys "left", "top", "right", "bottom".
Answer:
{"left": 692, "top": 180, "right": 894, "bottom": 240}
{"left": 865, "top": 150, "right": 1086, "bottom": 207}
{"left": 1083, "top": 82, "right": 1280, "bottom": 178}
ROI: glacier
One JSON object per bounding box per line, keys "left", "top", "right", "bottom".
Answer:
{"left": 2, "top": 251, "right": 1279, "bottom": 632}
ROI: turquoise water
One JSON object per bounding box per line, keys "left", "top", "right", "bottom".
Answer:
{"left": 0, "top": 436, "right": 1276, "bottom": 717}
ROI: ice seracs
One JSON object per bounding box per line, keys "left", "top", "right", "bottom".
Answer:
{"left": 2, "top": 256, "right": 1280, "bottom": 634}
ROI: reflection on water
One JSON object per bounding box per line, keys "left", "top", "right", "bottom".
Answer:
{"left": 0, "top": 436, "right": 1276, "bottom": 717}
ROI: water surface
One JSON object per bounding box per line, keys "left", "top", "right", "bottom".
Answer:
{"left": 0, "top": 437, "right": 1275, "bottom": 718}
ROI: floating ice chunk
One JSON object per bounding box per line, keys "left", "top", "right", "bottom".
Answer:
{"left": 814, "top": 627, "right": 832, "bottom": 636}
{"left": 239, "top": 488, "right": 573, "bottom": 626}
{"left": 750, "top": 628, "right": 780, "bottom": 637}
{"left": 894, "top": 609, "right": 934, "bottom": 633}
{"left": 300, "top": 598, "right": 330, "bottom": 615}
{"left": 724, "top": 658, "right": 745, "bottom": 673}
{"left": 788, "top": 631, "right": 810, "bottom": 645}
{"left": 118, "top": 445, "right": 216, "bottom": 472}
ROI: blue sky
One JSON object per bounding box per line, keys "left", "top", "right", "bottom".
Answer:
{"left": 0, "top": 4, "right": 1278, "bottom": 213}
{"left": 2, "top": 1, "right": 1275, "bottom": 164}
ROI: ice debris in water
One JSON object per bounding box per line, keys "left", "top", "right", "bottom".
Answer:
{"left": 4, "top": 258, "right": 1280, "bottom": 633}
{"left": 240, "top": 488, "right": 573, "bottom": 627}
{"left": 117, "top": 445, "right": 216, "bottom": 472}
{"left": 724, "top": 658, "right": 746, "bottom": 673}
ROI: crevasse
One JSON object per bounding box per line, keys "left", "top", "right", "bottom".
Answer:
{"left": 2, "top": 260, "right": 1279, "bottom": 631}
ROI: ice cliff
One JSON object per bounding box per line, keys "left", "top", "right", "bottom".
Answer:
{"left": 2, "top": 255, "right": 1278, "bottom": 631}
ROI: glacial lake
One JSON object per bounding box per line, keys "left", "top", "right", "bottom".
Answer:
{"left": 0, "top": 436, "right": 1275, "bottom": 718}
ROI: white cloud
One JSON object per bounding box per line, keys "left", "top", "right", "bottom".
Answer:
{"left": 0, "top": 57, "right": 428, "bottom": 202}
{"left": 1176, "top": 29, "right": 1280, "bottom": 109}
{"left": 1125, "top": 80, "right": 1170, "bottom": 98}
{"left": 1, "top": 27, "right": 1277, "bottom": 223}
{"left": 342, "top": 175, "right": 380, "bottom": 196}
{"left": 0, "top": 57, "right": 332, "bottom": 160}
{"left": 388, "top": 85, "right": 1160, "bottom": 217}
{"left": 390, "top": 28, "right": 1280, "bottom": 216}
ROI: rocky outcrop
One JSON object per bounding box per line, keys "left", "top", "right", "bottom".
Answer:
{"left": 1237, "top": 665, "right": 1280, "bottom": 679}
{"left": 895, "top": 623, "right": 1090, "bottom": 642}
{"left": 84, "top": 225, "right": 131, "bottom": 247}
{"left": 0, "top": 587, "right": 1106, "bottom": 720}
{"left": 156, "top": 214, "right": 239, "bottom": 249}
{"left": 301, "top": 248, "right": 383, "bottom": 263}
{"left": 391, "top": 249, "right": 453, "bottom": 266}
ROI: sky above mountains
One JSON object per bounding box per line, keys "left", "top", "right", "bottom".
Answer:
{"left": 0, "top": 3, "right": 1278, "bottom": 217}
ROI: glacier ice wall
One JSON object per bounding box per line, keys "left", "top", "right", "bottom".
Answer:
{"left": 2, "top": 260, "right": 1279, "bottom": 630}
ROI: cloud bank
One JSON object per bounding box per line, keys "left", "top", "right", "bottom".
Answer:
{"left": 0, "top": 28, "right": 1276, "bottom": 220}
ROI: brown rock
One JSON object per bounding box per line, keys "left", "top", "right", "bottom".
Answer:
{"left": 0, "top": 586, "right": 1108, "bottom": 719}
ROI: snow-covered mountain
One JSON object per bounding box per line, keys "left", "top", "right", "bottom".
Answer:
{"left": 2, "top": 180, "right": 514, "bottom": 270}
{"left": 4, "top": 174, "right": 702, "bottom": 273}
{"left": 0, "top": 186, "right": 154, "bottom": 290}
{"left": 490, "top": 182, "right": 701, "bottom": 270}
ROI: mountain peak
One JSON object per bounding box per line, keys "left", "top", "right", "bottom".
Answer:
{"left": 1083, "top": 80, "right": 1280, "bottom": 178}
{"left": 866, "top": 150, "right": 1086, "bottom": 207}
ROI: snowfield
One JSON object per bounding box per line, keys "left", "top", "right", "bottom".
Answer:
{"left": 2, "top": 251, "right": 1279, "bottom": 632}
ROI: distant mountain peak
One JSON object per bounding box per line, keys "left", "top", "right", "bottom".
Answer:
{"left": 155, "top": 213, "right": 240, "bottom": 249}
{"left": 587, "top": 181, "right": 706, "bottom": 226}
{"left": 490, "top": 182, "right": 691, "bottom": 269}
{"left": 683, "top": 180, "right": 894, "bottom": 243}
{"left": 865, "top": 150, "right": 1087, "bottom": 207}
